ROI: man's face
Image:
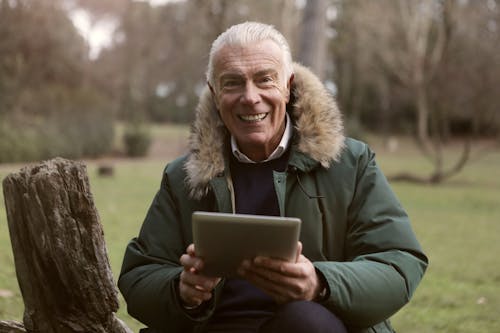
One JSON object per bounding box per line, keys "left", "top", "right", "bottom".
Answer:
{"left": 211, "top": 39, "right": 292, "bottom": 162}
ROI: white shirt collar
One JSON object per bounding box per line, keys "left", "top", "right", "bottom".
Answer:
{"left": 231, "top": 113, "right": 292, "bottom": 164}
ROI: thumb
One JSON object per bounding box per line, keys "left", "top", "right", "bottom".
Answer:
{"left": 187, "top": 243, "right": 196, "bottom": 256}
{"left": 295, "top": 241, "right": 303, "bottom": 262}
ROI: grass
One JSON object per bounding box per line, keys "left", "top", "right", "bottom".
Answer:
{"left": 1, "top": 127, "right": 499, "bottom": 332}
{"left": 385, "top": 143, "right": 500, "bottom": 333}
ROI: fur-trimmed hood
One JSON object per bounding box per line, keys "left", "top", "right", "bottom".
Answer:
{"left": 185, "top": 63, "right": 345, "bottom": 199}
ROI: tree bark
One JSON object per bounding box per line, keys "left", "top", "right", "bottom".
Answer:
{"left": 2, "top": 158, "right": 132, "bottom": 333}
{"left": 0, "top": 320, "right": 26, "bottom": 333}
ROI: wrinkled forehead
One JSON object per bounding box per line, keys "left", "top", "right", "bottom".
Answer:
{"left": 212, "top": 40, "right": 287, "bottom": 80}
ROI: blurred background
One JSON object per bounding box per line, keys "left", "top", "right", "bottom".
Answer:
{"left": 0, "top": 0, "right": 499, "bottom": 164}
{"left": 1, "top": 0, "right": 500, "bottom": 332}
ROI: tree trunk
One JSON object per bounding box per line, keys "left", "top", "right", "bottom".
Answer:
{"left": 298, "top": 0, "right": 328, "bottom": 79}
{"left": 2, "top": 158, "right": 132, "bottom": 333}
{"left": 389, "top": 139, "right": 472, "bottom": 184}
{"left": 416, "top": 82, "right": 430, "bottom": 148}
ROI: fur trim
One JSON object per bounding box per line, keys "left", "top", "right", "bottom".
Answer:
{"left": 291, "top": 63, "right": 345, "bottom": 167}
{"left": 184, "top": 88, "right": 227, "bottom": 199}
{"left": 185, "top": 63, "right": 345, "bottom": 200}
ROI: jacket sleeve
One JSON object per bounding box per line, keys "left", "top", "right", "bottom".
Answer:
{"left": 314, "top": 143, "right": 428, "bottom": 328}
{"left": 118, "top": 166, "right": 221, "bottom": 332}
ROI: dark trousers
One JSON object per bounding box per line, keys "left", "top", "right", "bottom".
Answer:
{"left": 206, "top": 300, "right": 347, "bottom": 333}
{"left": 261, "top": 301, "right": 346, "bottom": 333}
{"left": 140, "top": 301, "right": 347, "bottom": 333}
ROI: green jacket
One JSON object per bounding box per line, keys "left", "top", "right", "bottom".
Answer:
{"left": 118, "top": 64, "right": 428, "bottom": 333}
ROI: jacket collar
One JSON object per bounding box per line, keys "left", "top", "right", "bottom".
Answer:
{"left": 184, "top": 63, "right": 345, "bottom": 200}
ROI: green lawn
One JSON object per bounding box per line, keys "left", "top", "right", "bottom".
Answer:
{"left": 1, "top": 131, "right": 499, "bottom": 332}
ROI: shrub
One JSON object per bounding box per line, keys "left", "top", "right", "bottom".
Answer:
{"left": 0, "top": 120, "right": 43, "bottom": 163}
{"left": 123, "top": 123, "right": 152, "bottom": 157}
{"left": 0, "top": 111, "right": 114, "bottom": 163}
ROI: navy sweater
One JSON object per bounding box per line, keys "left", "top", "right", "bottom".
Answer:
{"left": 207, "top": 151, "right": 289, "bottom": 329}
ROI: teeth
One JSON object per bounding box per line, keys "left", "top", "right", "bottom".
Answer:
{"left": 239, "top": 113, "right": 267, "bottom": 122}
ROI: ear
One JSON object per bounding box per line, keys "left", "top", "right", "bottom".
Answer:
{"left": 207, "top": 81, "right": 219, "bottom": 108}
{"left": 285, "top": 73, "right": 294, "bottom": 103}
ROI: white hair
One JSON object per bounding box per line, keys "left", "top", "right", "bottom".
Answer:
{"left": 206, "top": 21, "right": 294, "bottom": 87}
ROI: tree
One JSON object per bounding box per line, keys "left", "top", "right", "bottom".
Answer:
{"left": 91, "top": 0, "right": 302, "bottom": 124}
{"left": 298, "top": 0, "right": 329, "bottom": 79}
{"left": 376, "top": 0, "right": 470, "bottom": 183}
{"left": 0, "top": 0, "right": 87, "bottom": 117}
{"left": 332, "top": 0, "right": 500, "bottom": 183}
{"left": 0, "top": 0, "right": 114, "bottom": 162}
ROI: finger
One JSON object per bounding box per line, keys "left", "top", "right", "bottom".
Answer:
{"left": 182, "top": 243, "right": 199, "bottom": 269}
{"left": 239, "top": 260, "right": 297, "bottom": 293}
{"left": 247, "top": 262, "right": 306, "bottom": 294}
{"left": 241, "top": 256, "right": 318, "bottom": 300}
{"left": 242, "top": 266, "right": 299, "bottom": 301}
{"left": 179, "top": 281, "right": 212, "bottom": 306}
{"left": 180, "top": 284, "right": 211, "bottom": 303}
{"left": 181, "top": 270, "right": 220, "bottom": 291}
{"left": 295, "top": 241, "right": 303, "bottom": 262}
{"left": 179, "top": 270, "right": 220, "bottom": 304}
{"left": 252, "top": 256, "right": 305, "bottom": 278}
{"left": 186, "top": 243, "right": 196, "bottom": 256}
{"left": 180, "top": 253, "right": 204, "bottom": 272}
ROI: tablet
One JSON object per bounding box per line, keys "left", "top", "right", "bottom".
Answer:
{"left": 192, "top": 211, "right": 301, "bottom": 277}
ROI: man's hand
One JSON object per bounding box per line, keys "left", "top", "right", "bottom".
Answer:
{"left": 179, "top": 244, "right": 221, "bottom": 308}
{"left": 237, "top": 242, "right": 324, "bottom": 304}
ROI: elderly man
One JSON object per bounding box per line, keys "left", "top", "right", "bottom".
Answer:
{"left": 119, "top": 22, "right": 428, "bottom": 333}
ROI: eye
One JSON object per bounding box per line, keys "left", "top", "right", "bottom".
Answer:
{"left": 258, "top": 75, "right": 275, "bottom": 85}
{"left": 222, "top": 79, "right": 243, "bottom": 89}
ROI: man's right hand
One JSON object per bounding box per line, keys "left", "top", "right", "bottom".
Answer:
{"left": 179, "top": 244, "right": 221, "bottom": 308}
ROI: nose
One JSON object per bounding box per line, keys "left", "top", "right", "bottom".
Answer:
{"left": 240, "top": 82, "right": 260, "bottom": 105}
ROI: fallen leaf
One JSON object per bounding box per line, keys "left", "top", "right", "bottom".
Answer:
{"left": 476, "top": 296, "right": 487, "bottom": 305}
{"left": 0, "top": 289, "right": 14, "bottom": 298}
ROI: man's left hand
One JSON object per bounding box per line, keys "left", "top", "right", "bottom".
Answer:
{"left": 237, "top": 241, "right": 324, "bottom": 304}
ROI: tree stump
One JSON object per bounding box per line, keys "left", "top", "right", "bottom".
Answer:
{"left": 0, "top": 320, "right": 26, "bottom": 333}
{"left": 2, "top": 158, "right": 132, "bottom": 333}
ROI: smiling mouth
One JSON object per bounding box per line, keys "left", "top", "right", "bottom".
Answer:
{"left": 238, "top": 113, "right": 268, "bottom": 122}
